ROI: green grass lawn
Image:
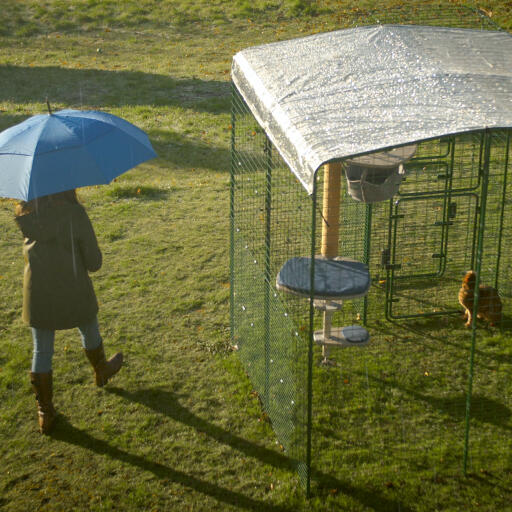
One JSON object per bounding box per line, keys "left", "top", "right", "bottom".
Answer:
{"left": 1, "top": 1, "right": 512, "bottom": 510}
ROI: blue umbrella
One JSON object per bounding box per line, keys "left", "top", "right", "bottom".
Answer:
{"left": 0, "top": 108, "right": 157, "bottom": 201}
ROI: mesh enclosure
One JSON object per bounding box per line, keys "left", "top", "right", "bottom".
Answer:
{"left": 312, "top": 131, "right": 512, "bottom": 491}
{"left": 231, "top": 3, "right": 512, "bottom": 498}
{"left": 347, "top": 2, "right": 501, "bottom": 30}
{"left": 230, "top": 86, "right": 313, "bottom": 485}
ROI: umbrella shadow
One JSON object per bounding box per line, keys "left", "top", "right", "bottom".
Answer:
{"left": 50, "top": 415, "right": 289, "bottom": 512}
{"left": 0, "top": 65, "right": 230, "bottom": 114}
{"left": 106, "top": 386, "right": 411, "bottom": 510}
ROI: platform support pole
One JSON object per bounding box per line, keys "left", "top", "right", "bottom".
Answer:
{"left": 322, "top": 310, "right": 333, "bottom": 360}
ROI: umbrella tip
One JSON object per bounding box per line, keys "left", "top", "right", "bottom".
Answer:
{"left": 46, "top": 98, "right": 52, "bottom": 115}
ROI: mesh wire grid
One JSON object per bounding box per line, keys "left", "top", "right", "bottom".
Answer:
{"left": 231, "top": 1, "right": 512, "bottom": 497}
{"left": 345, "top": 1, "right": 502, "bottom": 30}
{"left": 312, "top": 130, "right": 512, "bottom": 490}
{"left": 231, "top": 86, "right": 313, "bottom": 485}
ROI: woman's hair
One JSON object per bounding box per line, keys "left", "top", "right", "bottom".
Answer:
{"left": 15, "top": 189, "right": 79, "bottom": 216}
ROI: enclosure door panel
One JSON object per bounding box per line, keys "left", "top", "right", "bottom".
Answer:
{"left": 399, "top": 160, "right": 451, "bottom": 197}
{"left": 400, "top": 134, "right": 482, "bottom": 197}
{"left": 388, "top": 193, "right": 478, "bottom": 318}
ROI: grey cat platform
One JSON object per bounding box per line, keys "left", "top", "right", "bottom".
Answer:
{"left": 276, "top": 257, "right": 371, "bottom": 356}
{"left": 276, "top": 257, "right": 371, "bottom": 299}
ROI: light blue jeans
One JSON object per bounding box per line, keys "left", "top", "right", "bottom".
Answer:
{"left": 31, "top": 317, "right": 102, "bottom": 373}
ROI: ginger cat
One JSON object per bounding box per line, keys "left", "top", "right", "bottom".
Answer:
{"left": 459, "top": 270, "right": 502, "bottom": 327}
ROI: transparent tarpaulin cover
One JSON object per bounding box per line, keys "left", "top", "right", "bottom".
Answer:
{"left": 232, "top": 25, "right": 512, "bottom": 194}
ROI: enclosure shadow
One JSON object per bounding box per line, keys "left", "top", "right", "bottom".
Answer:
{"left": 467, "top": 472, "right": 512, "bottom": 495}
{"left": 50, "top": 415, "right": 289, "bottom": 512}
{"left": 107, "top": 386, "right": 412, "bottom": 510}
{"left": 366, "top": 374, "right": 512, "bottom": 431}
{"left": 0, "top": 65, "right": 230, "bottom": 113}
{"left": 381, "top": 317, "right": 512, "bottom": 368}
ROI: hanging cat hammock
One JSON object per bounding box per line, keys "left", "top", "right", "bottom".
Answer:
{"left": 344, "top": 144, "right": 417, "bottom": 203}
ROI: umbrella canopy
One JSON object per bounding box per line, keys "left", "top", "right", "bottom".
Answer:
{"left": 0, "top": 109, "right": 157, "bottom": 201}
{"left": 232, "top": 25, "right": 512, "bottom": 194}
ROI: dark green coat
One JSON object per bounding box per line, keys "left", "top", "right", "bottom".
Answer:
{"left": 16, "top": 203, "right": 102, "bottom": 330}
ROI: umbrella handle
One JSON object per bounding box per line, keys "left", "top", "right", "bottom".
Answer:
{"left": 46, "top": 98, "right": 52, "bottom": 115}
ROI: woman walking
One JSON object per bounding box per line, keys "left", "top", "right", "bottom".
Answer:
{"left": 15, "top": 190, "right": 123, "bottom": 434}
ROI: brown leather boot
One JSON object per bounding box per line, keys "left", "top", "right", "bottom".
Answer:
{"left": 84, "top": 342, "right": 123, "bottom": 387}
{"left": 30, "top": 371, "right": 56, "bottom": 434}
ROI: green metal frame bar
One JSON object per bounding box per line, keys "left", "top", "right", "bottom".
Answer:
{"left": 399, "top": 137, "right": 452, "bottom": 198}
{"left": 398, "top": 160, "right": 449, "bottom": 198}
{"left": 384, "top": 199, "right": 394, "bottom": 320}
{"left": 390, "top": 136, "right": 456, "bottom": 279}
{"left": 494, "top": 131, "right": 511, "bottom": 289}
{"left": 362, "top": 203, "right": 372, "bottom": 325}
{"left": 410, "top": 137, "right": 451, "bottom": 161}
{"left": 229, "top": 83, "right": 237, "bottom": 347}
{"left": 264, "top": 136, "right": 272, "bottom": 406}
{"left": 466, "top": 134, "right": 486, "bottom": 271}
{"left": 437, "top": 136, "right": 457, "bottom": 277}
{"left": 400, "top": 135, "right": 483, "bottom": 199}
{"left": 390, "top": 190, "right": 479, "bottom": 279}
{"left": 463, "top": 130, "right": 492, "bottom": 474}
{"left": 386, "top": 198, "right": 401, "bottom": 320}
{"left": 306, "top": 176, "right": 318, "bottom": 498}
{"left": 469, "top": 132, "right": 487, "bottom": 274}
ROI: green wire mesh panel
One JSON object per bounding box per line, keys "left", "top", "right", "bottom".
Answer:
{"left": 231, "top": 90, "right": 512, "bottom": 495}
{"left": 230, "top": 87, "right": 312, "bottom": 485}
{"left": 466, "top": 130, "right": 512, "bottom": 472}
{"left": 385, "top": 135, "right": 482, "bottom": 319}
{"left": 495, "top": 132, "right": 512, "bottom": 296}
{"left": 310, "top": 131, "right": 512, "bottom": 494}
{"left": 231, "top": 3, "right": 512, "bottom": 498}
{"left": 347, "top": 1, "right": 502, "bottom": 30}
{"left": 371, "top": 133, "right": 510, "bottom": 321}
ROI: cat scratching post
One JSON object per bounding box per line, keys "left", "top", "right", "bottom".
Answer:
{"left": 321, "top": 162, "right": 342, "bottom": 258}
{"left": 319, "top": 162, "right": 342, "bottom": 361}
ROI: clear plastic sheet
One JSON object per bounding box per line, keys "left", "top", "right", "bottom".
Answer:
{"left": 232, "top": 25, "right": 512, "bottom": 194}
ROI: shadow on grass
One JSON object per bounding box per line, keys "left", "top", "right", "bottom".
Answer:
{"left": 106, "top": 386, "right": 411, "bottom": 511}
{"left": 0, "top": 65, "right": 230, "bottom": 114}
{"left": 0, "top": 113, "right": 36, "bottom": 132}
{"left": 50, "top": 415, "right": 289, "bottom": 512}
{"left": 376, "top": 316, "right": 512, "bottom": 368}
{"left": 0, "top": 112, "right": 232, "bottom": 176}
{"left": 366, "top": 374, "right": 512, "bottom": 431}
{"left": 466, "top": 472, "right": 512, "bottom": 495}
{"left": 150, "top": 130, "right": 230, "bottom": 173}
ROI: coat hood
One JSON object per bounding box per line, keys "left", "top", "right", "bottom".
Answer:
{"left": 15, "top": 203, "right": 76, "bottom": 242}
